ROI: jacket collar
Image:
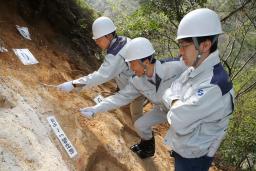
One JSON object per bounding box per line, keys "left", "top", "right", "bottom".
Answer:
{"left": 108, "top": 37, "right": 117, "bottom": 49}
{"left": 189, "top": 50, "right": 220, "bottom": 78}
{"left": 155, "top": 60, "right": 165, "bottom": 79}
{"left": 149, "top": 60, "right": 164, "bottom": 92}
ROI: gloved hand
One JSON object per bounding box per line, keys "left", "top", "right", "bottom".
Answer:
{"left": 57, "top": 81, "right": 74, "bottom": 92}
{"left": 80, "top": 107, "right": 96, "bottom": 119}
{"left": 72, "top": 79, "right": 86, "bottom": 88}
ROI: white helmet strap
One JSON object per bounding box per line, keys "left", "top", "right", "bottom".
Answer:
{"left": 192, "top": 37, "right": 200, "bottom": 50}
{"left": 191, "top": 35, "right": 218, "bottom": 67}
{"left": 139, "top": 60, "right": 147, "bottom": 74}
{"left": 139, "top": 55, "right": 155, "bottom": 74}
{"left": 211, "top": 35, "right": 219, "bottom": 45}
{"left": 192, "top": 37, "right": 202, "bottom": 67}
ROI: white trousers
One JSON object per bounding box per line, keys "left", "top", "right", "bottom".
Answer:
{"left": 134, "top": 107, "right": 167, "bottom": 140}
{"left": 129, "top": 95, "right": 145, "bottom": 122}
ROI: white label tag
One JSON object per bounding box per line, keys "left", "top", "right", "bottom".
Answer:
{"left": 47, "top": 116, "right": 78, "bottom": 158}
{"left": 0, "top": 46, "right": 8, "bottom": 53}
{"left": 13, "top": 49, "right": 39, "bottom": 65}
{"left": 93, "top": 94, "right": 104, "bottom": 104}
{"left": 16, "top": 25, "right": 32, "bottom": 40}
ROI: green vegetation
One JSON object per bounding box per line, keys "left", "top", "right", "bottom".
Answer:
{"left": 86, "top": 0, "right": 256, "bottom": 170}
{"left": 218, "top": 67, "right": 256, "bottom": 170}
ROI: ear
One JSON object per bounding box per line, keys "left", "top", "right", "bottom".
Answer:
{"left": 143, "top": 59, "right": 150, "bottom": 65}
{"left": 106, "top": 34, "right": 113, "bottom": 40}
{"left": 200, "top": 40, "right": 212, "bottom": 53}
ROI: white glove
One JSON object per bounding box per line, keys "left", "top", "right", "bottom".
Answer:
{"left": 57, "top": 81, "right": 74, "bottom": 92}
{"left": 72, "top": 79, "right": 86, "bottom": 87}
{"left": 80, "top": 107, "right": 96, "bottom": 119}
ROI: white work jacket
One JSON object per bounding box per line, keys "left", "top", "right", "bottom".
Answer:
{"left": 91, "top": 59, "right": 186, "bottom": 113}
{"left": 73, "top": 36, "right": 133, "bottom": 90}
{"left": 163, "top": 50, "right": 235, "bottom": 158}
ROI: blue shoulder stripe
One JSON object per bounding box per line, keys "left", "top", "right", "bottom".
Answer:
{"left": 210, "top": 63, "right": 233, "bottom": 95}
{"left": 160, "top": 57, "right": 180, "bottom": 64}
{"left": 107, "top": 36, "right": 127, "bottom": 56}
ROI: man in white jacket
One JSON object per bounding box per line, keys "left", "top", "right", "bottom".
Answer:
{"left": 57, "top": 16, "right": 144, "bottom": 122}
{"left": 162, "top": 8, "right": 235, "bottom": 171}
{"left": 80, "top": 37, "right": 186, "bottom": 159}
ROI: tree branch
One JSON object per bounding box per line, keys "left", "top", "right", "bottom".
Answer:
{"left": 244, "top": 11, "right": 256, "bottom": 29}
{"left": 224, "top": 39, "right": 236, "bottom": 61}
{"left": 236, "top": 79, "right": 256, "bottom": 99}
{"left": 221, "top": 58, "right": 232, "bottom": 76}
{"left": 221, "top": 37, "right": 231, "bottom": 59}
{"left": 231, "top": 52, "right": 256, "bottom": 80}
{"left": 221, "top": 0, "right": 252, "bottom": 22}
{"left": 230, "top": 27, "right": 249, "bottom": 73}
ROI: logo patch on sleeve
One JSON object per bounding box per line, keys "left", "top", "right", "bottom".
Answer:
{"left": 197, "top": 89, "right": 204, "bottom": 96}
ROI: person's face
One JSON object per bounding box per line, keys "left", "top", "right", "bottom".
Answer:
{"left": 179, "top": 39, "right": 212, "bottom": 67}
{"left": 95, "top": 35, "right": 111, "bottom": 50}
{"left": 178, "top": 40, "right": 197, "bottom": 66}
{"left": 130, "top": 60, "right": 146, "bottom": 77}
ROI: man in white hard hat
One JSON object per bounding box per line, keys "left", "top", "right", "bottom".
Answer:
{"left": 79, "top": 37, "right": 186, "bottom": 159}
{"left": 57, "top": 16, "right": 144, "bottom": 122}
{"left": 162, "top": 8, "right": 235, "bottom": 171}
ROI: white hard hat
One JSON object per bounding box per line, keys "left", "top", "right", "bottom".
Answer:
{"left": 176, "top": 8, "right": 223, "bottom": 40}
{"left": 92, "top": 16, "right": 116, "bottom": 39}
{"left": 124, "top": 37, "right": 155, "bottom": 62}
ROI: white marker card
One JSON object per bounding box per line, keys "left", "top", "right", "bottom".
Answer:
{"left": 0, "top": 46, "right": 8, "bottom": 52}
{"left": 12, "top": 49, "right": 39, "bottom": 65}
{"left": 93, "top": 94, "right": 104, "bottom": 104}
{"left": 16, "top": 25, "right": 32, "bottom": 40}
{"left": 47, "top": 116, "right": 78, "bottom": 158}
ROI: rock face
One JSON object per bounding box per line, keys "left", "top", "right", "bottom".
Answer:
{"left": 0, "top": 1, "right": 175, "bottom": 171}
{"left": 16, "top": 0, "right": 99, "bottom": 60}
{"left": 0, "top": 78, "right": 70, "bottom": 171}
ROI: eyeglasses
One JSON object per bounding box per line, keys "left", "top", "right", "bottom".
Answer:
{"left": 178, "top": 42, "right": 193, "bottom": 49}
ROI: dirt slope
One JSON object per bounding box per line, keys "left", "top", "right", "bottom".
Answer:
{"left": 0, "top": 2, "right": 220, "bottom": 171}
{"left": 0, "top": 2, "right": 177, "bottom": 171}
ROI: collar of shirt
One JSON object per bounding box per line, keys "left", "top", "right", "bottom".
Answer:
{"left": 147, "top": 60, "right": 164, "bottom": 92}
{"left": 108, "top": 37, "right": 118, "bottom": 50}
{"left": 155, "top": 60, "right": 165, "bottom": 79}
{"left": 146, "top": 60, "right": 165, "bottom": 81}
{"left": 189, "top": 50, "right": 220, "bottom": 78}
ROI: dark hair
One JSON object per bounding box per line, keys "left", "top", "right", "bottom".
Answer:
{"left": 104, "top": 31, "right": 117, "bottom": 39}
{"left": 197, "top": 36, "right": 218, "bottom": 53}
{"left": 110, "top": 31, "right": 117, "bottom": 38}
{"left": 140, "top": 55, "right": 156, "bottom": 64}
{"left": 182, "top": 36, "right": 218, "bottom": 53}
{"left": 182, "top": 37, "right": 193, "bottom": 43}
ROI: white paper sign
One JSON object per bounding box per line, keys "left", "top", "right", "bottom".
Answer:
{"left": 0, "top": 46, "right": 8, "bottom": 53}
{"left": 16, "top": 25, "right": 31, "bottom": 40}
{"left": 93, "top": 94, "right": 104, "bottom": 104}
{"left": 47, "top": 116, "right": 78, "bottom": 158}
{"left": 12, "top": 49, "right": 39, "bottom": 65}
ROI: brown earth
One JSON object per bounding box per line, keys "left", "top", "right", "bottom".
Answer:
{"left": 0, "top": 1, "right": 220, "bottom": 171}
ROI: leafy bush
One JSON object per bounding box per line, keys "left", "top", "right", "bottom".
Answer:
{"left": 218, "top": 70, "right": 256, "bottom": 170}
